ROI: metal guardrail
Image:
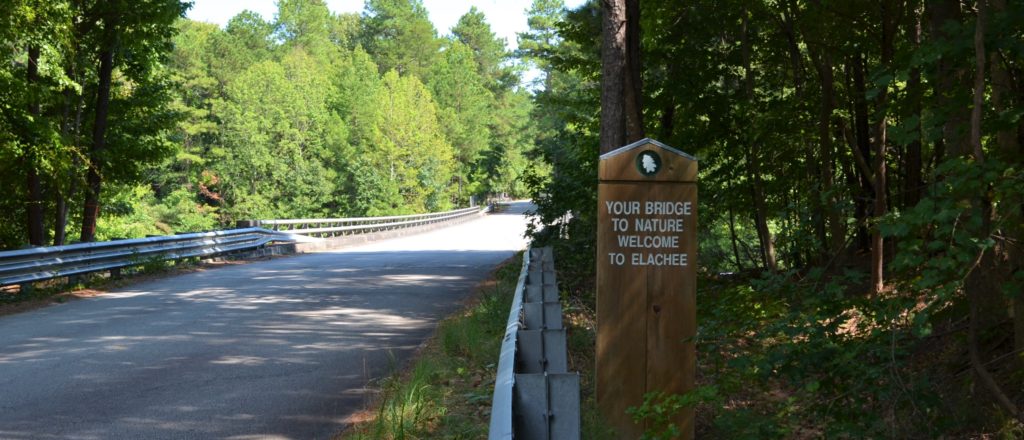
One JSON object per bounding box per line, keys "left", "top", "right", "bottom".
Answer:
{"left": 0, "top": 206, "right": 488, "bottom": 288}
{"left": 252, "top": 206, "right": 483, "bottom": 237}
{"left": 489, "top": 246, "right": 580, "bottom": 440}
{"left": 0, "top": 228, "right": 292, "bottom": 287}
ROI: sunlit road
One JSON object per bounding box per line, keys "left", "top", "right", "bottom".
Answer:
{"left": 0, "top": 202, "right": 531, "bottom": 440}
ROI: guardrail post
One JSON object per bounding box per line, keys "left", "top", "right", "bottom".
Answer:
{"left": 514, "top": 373, "right": 581, "bottom": 440}
{"left": 489, "top": 246, "right": 580, "bottom": 440}
{"left": 19, "top": 282, "right": 35, "bottom": 295}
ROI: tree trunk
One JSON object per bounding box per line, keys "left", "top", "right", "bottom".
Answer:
{"left": 930, "top": 0, "right": 970, "bottom": 158}
{"left": 904, "top": 3, "right": 924, "bottom": 208}
{"left": 780, "top": 7, "right": 826, "bottom": 264}
{"left": 751, "top": 179, "right": 777, "bottom": 271}
{"left": 55, "top": 78, "right": 84, "bottom": 246}
{"left": 623, "top": 0, "right": 643, "bottom": 143}
{"left": 659, "top": 98, "right": 675, "bottom": 142}
{"left": 53, "top": 191, "right": 67, "bottom": 246}
{"left": 656, "top": 49, "right": 677, "bottom": 141}
{"left": 957, "top": 0, "right": 1003, "bottom": 333}
{"left": 871, "top": 1, "right": 897, "bottom": 295}
{"left": 813, "top": 50, "right": 845, "bottom": 257}
{"left": 81, "top": 45, "right": 115, "bottom": 243}
{"left": 849, "top": 55, "right": 874, "bottom": 254}
{"left": 599, "top": 0, "right": 644, "bottom": 153}
{"left": 989, "top": 0, "right": 1024, "bottom": 363}
{"left": 871, "top": 128, "right": 887, "bottom": 294}
{"left": 25, "top": 45, "right": 45, "bottom": 246}
{"left": 971, "top": 3, "right": 986, "bottom": 165}
{"left": 742, "top": 10, "right": 777, "bottom": 271}
{"left": 728, "top": 205, "right": 744, "bottom": 272}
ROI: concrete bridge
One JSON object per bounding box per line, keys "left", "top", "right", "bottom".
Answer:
{"left": 0, "top": 202, "right": 532, "bottom": 439}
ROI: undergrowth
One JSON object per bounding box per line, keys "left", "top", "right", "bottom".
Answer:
{"left": 560, "top": 264, "right": 1023, "bottom": 439}
{"left": 694, "top": 269, "right": 1023, "bottom": 439}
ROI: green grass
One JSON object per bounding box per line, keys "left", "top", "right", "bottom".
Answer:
{"left": 561, "top": 298, "right": 617, "bottom": 439}
{"left": 340, "top": 252, "right": 524, "bottom": 439}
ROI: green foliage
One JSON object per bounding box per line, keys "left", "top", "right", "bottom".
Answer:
{"left": 153, "top": 187, "right": 219, "bottom": 233}
{"left": 883, "top": 157, "right": 1024, "bottom": 322}
{"left": 522, "top": 0, "right": 602, "bottom": 294}
{"left": 360, "top": 0, "right": 439, "bottom": 78}
{"left": 212, "top": 10, "right": 276, "bottom": 80}
{"left": 95, "top": 184, "right": 219, "bottom": 239}
{"left": 275, "top": 0, "right": 337, "bottom": 60}
{"left": 215, "top": 51, "right": 340, "bottom": 220}
{"left": 0, "top": 0, "right": 534, "bottom": 249}
{"left": 377, "top": 70, "right": 455, "bottom": 213}
{"left": 0, "top": 0, "right": 187, "bottom": 248}
{"left": 693, "top": 270, "right": 967, "bottom": 438}
{"left": 96, "top": 185, "right": 165, "bottom": 241}
{"left": 628, "top": 387, "right": 720, "bottom": 440}
{"left": 452, "top": 6, "right": 514, "bottom": 91}
{"left": 484, "top": 90, "right": 538, "bottom": 200}
{"left": 428, "top": 40, "right": 493, "bottom": 173}
{"left": 133, "top": 252, "right": 173, "bottom": 274}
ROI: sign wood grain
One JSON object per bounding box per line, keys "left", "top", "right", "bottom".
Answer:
{"left": 596, "top": 139, "right": 697, "bottom": 439}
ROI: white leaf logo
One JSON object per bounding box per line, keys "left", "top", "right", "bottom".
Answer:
{"left": 641, "top": 153, "right": 658, "bottom": 174}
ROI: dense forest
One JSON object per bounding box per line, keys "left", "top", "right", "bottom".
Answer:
{"left": 524, "top": 0, "right": 1024, "bottom": 436}
{"left": 0, "top": 0, "right": 537, "bottom": 249}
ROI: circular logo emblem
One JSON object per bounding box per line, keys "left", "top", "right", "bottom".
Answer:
{"left": 636, "top": 150, "right": 662, "bottom": 177}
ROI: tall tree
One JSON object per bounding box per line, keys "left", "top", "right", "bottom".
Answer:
{"left": 741, "top": 3, "right": 777, "bottom": 271}
{"left": 428, "top": 40, "right": 493, "bottom": 176}
{"left": 79, "top": 0, "right": 189, "bottom": 242}
{"left": 451, "top": 7, "right": 512, "bottom": 91}
{"left": 276, "top": 0, "right": 337, "bottom": 61}
{"left": 360, "top": 0, "right": 439, "bottom": 79}
{"left": 209, "top": 10, "right": 275, "bottom": 86}
{"left": 0, "top": 1, "right": 75, "bottom": 247}
{"left": 518, "top": 0, "right": 564, "bottom": 69}
{"left": 215, "top": 51, "right": 340, "bottom": 220}
{"left": 870, "top": 0, "right": 898, "bottom": 294}
{"left": 599, "top": 0, "right": 643, "bottom": 153}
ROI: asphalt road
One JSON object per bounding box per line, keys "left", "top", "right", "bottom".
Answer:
{"left": 0, "top": 202, "right": 532, "bottom": 440}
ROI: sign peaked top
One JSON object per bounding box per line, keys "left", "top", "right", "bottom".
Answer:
{"left": 599, "top": 138, "right": 698, "bottom": 161}
{"left": 599, "top": 138, "right": 698, "bottom": 183}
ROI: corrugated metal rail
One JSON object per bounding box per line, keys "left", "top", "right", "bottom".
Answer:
{"left": 0, "top": 228, "right": 291, "bottom": 287}
{"left": 489, "top": 246, "right": 580, "bottom": 439}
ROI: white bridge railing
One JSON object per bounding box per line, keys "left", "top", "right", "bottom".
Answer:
{"left": 250, "top": 206, "right": 483, "bottom": 237}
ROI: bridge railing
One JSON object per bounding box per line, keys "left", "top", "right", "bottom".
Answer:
{"left": 0, "top": 206, "right": 488, "bottom": 288}
{"left": 489, "top": 246, "right": 580, "bottom": 440}
{"left": 0, "top": 228, "right": 292, "bottom": 287}
{"left": 251, "top": 206, "right": 483, "bottom": 237}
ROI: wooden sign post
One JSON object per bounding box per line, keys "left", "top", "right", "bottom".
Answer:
{"left": 596, "top": 138, "right": 697, "bottom": 439}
